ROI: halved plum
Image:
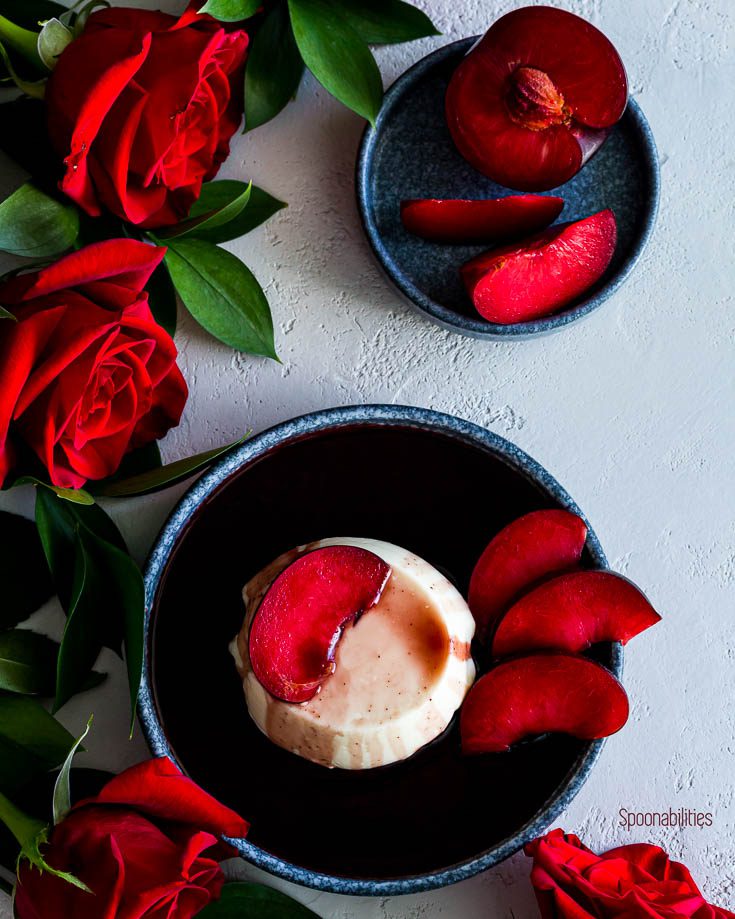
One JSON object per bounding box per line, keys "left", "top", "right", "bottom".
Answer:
{"left": 491, "top": 570, "right": 661, "bottom": 658}
{"left": 460, "top": 653, "right": 629, "bottom": 754}
{"left": 461, "top": 208, "right": 617, "bottom": 324}
{"left": 469, "top": 510, "right": 587, "bottom": 641}
{"left": 445, "top": 7, "right": 628, "bottom": 190}
{"left": 249, "top": 546, "right": 391, "bottom": 703}
{"left": 400, "top": 195, "right": 563, "bottom": 244}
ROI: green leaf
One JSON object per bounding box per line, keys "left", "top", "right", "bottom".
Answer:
{"left": 0, "top": 40, "right": 45, "bottom": 97}
{"left": 0, "top": 789, "right": 89, "bottom": 890}
{"left": 0, "top": 631, "right": 103, "bottom": 698}
{"left": 287, "top": 0, "right": 383, "bottom": 124}
{"left": 48, "top": 514, "right": 143, "bottom": 721}
{"left": 165, "top": 240, "right": 277, "bottom": 358}
{"left": 155, "top": 182, "right": 252, "bottom": 241}
{"left": 96, "top": 441, "right": 162, "bottom": 488}
{"left": 53, "top": 535, "right": 105, "bottom": 712}
{"left": 199, "top": 882, "right": 320, "bottom": 918}
{"left": 0, "top": 15, "right": 43, "bottom": 69}
{"left": 35, "top": 491, "right": 127, "bottom": 611}
{"left": 0, "top": 183, "right": 79, "bottom": 258}
{"left": 14, "top": 476, "right": 95, "bottom": 505}
{"left": 198, "top": 0, "right": 261, "bottom": 21}
{"left": 0, "top": 766, "right": 110, "bottom": 875}
{"left": 188, "top": 183, "right": 286, "bottom": 245}
{"left": 52, "top": 717, "right": 91, "bottom": 826}
{"left": 35, "top": 488, "right": 127, "bottom": 663}
{"left": 0, "top": 696, "right": 76, "bottom": 794}
{"left": 0, "top": 306, "right": 16, "bottom": 320}
{"left": 0, "top": 631, "right": 58, "bottom": 696}
{"left": 94, "top": 436, "right": 248, "bottom": 497}
{"left": 0, "top": 511, "right": 54, "bottom": 630}
{"left": 115, "top": 546, "right": 145, "bottom": 735}
{"left": 245, "top": 1, "right": 304, "bottom": 131}
{"left": 36, "top": 18, "right": 73, "bottom": 70}
{"left": 337, "top": 0, "right": 439, "bottom": 43}
{"left": 145, "top": 257, "right": 177, "bottom": 336}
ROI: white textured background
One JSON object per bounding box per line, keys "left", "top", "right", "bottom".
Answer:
{"left": 1, "top": 0, "right": 734, "bottom": 915}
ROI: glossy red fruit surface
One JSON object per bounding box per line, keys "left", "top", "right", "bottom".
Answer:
{"left": 445, "top": 6, "right": 628, "bottom": 191}
{"left": 491, "top": 570, "right": 661, "bottom": 658}
{"left": 469, "top": 510, "right": 587, "bottom": 641}
{"left": 461, "top": 208, "right": 617, "bottom": 324}
{"left": 400, "top": 195, "right": 563, "bottom": 244}
{"left": 249, "top": 546, "right": 391, "bottom": 703}
{"left": 460, "top": 653, "right": 629, "bottom": 754}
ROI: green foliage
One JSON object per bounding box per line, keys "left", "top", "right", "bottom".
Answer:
{"left": 198, "top": 882, "right": 320, "bottom": 918}
{"left": 288, "top": 0, "right": 383, "bottom": 125}
{"left": 245, "top": 2, "right": 304, "bottom": 131}
{"left": 95, "top": 436, "right": 248, "bottom": 498}
{"left": 35, "top": 490, "right": 143, "bottom": 723}
{"left": 144, "top": 257, "right": 178, "bottom": 337}
{"left": 165, "top": 240, "right": 277, "bottom": 358}
{"left": 338, "top": 0, "right": 439, "bottom": 43}
{"left": 198, "top": 0, "right": 261, "bottom": 22}
{"left": 155, "top": 183, "right": 252, "bottom": 241}
{"left": 0, "top": 631, "right": 59, "bottom": 696}
{"left": 52, "top": 717, "right": 91, "bottom": 825}
{"left": 0, "top": 696, "right": 76, "bottom": 794}
{"left": 0, "top": 183, "right": 79, "bottom": 258}
{"left": 187, "top": 182, "right": 286, "bottom": 244}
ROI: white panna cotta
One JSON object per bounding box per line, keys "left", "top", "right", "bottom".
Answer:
{"left": 231, "top": 538, "right": 476, "bottom": 769}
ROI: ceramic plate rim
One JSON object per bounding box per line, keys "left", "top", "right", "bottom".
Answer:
{"left": 355, "top": 37, "right": 660, "bottom": 339}
{"left": 138, "top": 405, "right": 623, "bottom": 895}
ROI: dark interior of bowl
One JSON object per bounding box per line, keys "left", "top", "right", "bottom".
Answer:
{"left": 362, "top": 39, "right": 655, "bottom": 332}
{"left": 150, "top": 424, "right": 612, "bottom": 880}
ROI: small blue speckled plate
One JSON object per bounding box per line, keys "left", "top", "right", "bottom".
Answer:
{"left": 139, "top": 405, "right": 622, "bottom": 896}
{"left": 357, "top": 38, "right": 660, "bottom": 339}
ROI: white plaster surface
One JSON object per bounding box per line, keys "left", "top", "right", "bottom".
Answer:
{"left": 1, "top": 0, "right": 734, "bottom": 915}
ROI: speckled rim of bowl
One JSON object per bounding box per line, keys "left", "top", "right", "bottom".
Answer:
{"left": 139, "top": 405, "right": 623, "bottom": 896}
{"left": 355, "top": 37, "right": 661, "bottom": 340}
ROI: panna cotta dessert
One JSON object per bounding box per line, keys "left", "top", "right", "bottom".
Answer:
{"left": 231, "top": 537, "right": 476, "bottom": 769}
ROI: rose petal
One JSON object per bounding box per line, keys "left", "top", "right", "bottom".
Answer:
{"left": 89, "top": 758, "right": 249, "bottom": 839}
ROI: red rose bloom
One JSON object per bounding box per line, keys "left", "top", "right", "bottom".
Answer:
{"left": 0, "top": 239, "right": 187, "bottom": 489}
{"left": 526, "top": 829, "right": 734, "bottom": 918}
{"left": 14, "top": 758, "right": 249, "bottom": 919}
{"left": 46, "top": 7, "right": 248, "bottom": 228}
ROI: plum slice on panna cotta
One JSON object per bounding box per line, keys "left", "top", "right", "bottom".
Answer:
{"left": 231, "top": 538, "right": 476, "bottom": 770}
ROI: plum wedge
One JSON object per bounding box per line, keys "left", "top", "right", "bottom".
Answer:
{"left": 461, "top": 209, "right": 617, "bottom": 324}
{"left": 445, "top": 7, "right": 628, "bottom": 190}
{"left": 400, "top": 195, "right": 563, "bottom": 244}
{"left": 491, "top": 570, "right": 661, "bottom": 658}
{"left": 249, "top": 546, "right": 391, "bottom": 703}
{"left": 460, "top": 653, "right": 629, "bottom": 754}
{"left": 469, "top": 510, "right": 587, "bottom": 641}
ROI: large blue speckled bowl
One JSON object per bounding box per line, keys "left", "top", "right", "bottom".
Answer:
{"left": 356, "top": 38, "right": 660, "bottom": 339}
{"left": 139, "top": 405, "right": 622, "bottom": 895}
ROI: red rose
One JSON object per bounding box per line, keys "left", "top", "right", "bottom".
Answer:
{"left": 14, "top": 758, "right": 249, "bottom": 919}
{"left": 0, "top": 239, "right": 187, "bottom": 489}
{"left": 46, "top": 7, "right": 248, "bottom": 228}
{"left": 526, "top": 829, "right": 734, "bottom": 918}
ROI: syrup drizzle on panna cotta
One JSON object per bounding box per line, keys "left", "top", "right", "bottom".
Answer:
{"left": 231, "top": 538, "right": 476, "bottom": 769}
